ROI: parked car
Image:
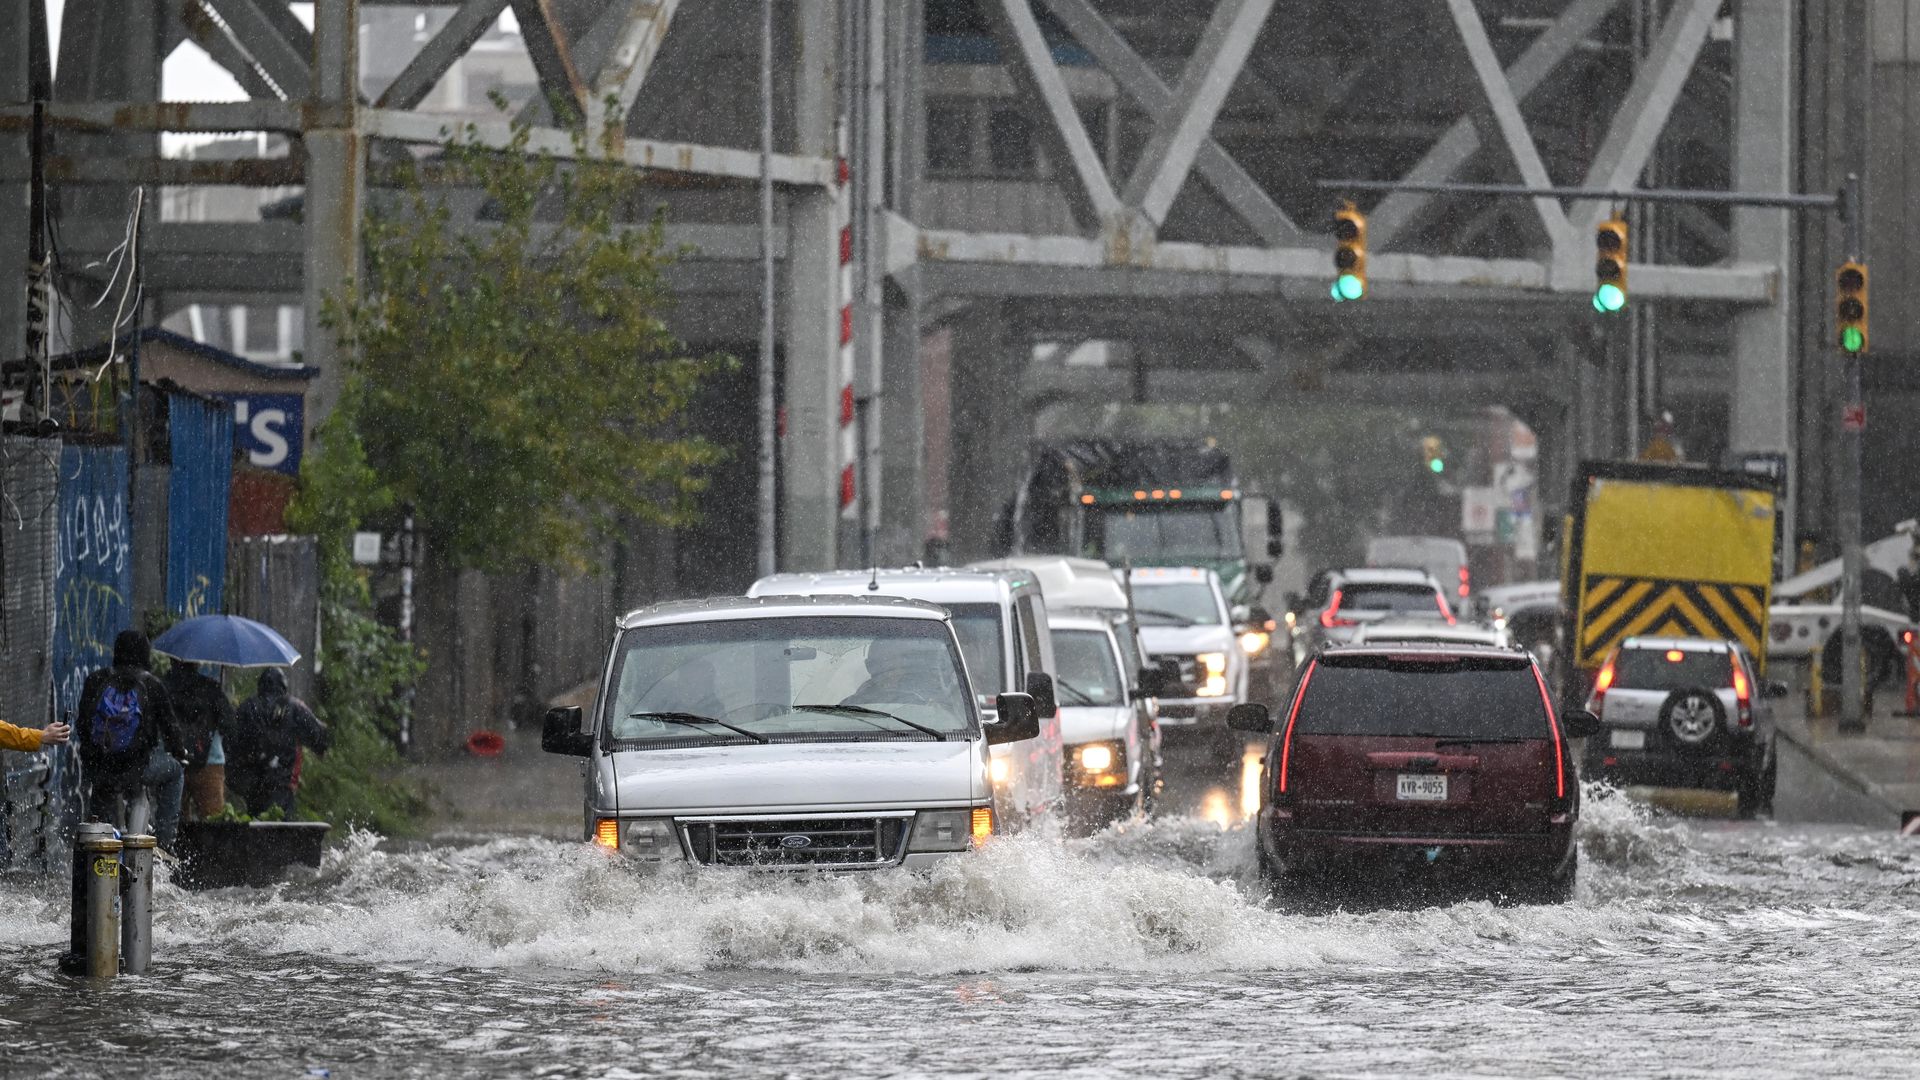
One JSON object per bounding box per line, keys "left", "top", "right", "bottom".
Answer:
{"left": 1236, "top": 643, "right": 1597, "bottom": 902}
{"left": 1125, "top": 566, "right": 1246, "bottom": 729}
{"left": 542, "top": 595, "right": 1040, "bottom": 867}
{"left": 1352, "top": 619, "right": 1510, "bottom": 648}
{"left": 748, "top": 567, "right": 1062, "bottom": 830}
{"left": 1581, "top": 636, "right": 1787, "bottom": 818}
{"left": 1048, "top": 610, "right": 1162, "bottom": 830}
{"left": 1292, "top": 568, "right": 1455, "bottom": 663}
{"left": 1366, "top": 535, "right": 1472, "bottom": 604}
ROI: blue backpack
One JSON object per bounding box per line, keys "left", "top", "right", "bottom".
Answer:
{"left": 89, "top": 682, "right": 145, "bottom": 758}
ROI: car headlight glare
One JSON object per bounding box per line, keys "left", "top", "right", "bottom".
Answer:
{"left": 989, "top": 756, "right": 1010, "bottom": 784}
{"left": 1196, "top": 652, "right": 1229, "bottom": 697}
{"left": 1077, "top": 743, "right": 1115, "bottom": 771}
{"left": 1238, "top": 630, "right": 1270, "bottom": 657}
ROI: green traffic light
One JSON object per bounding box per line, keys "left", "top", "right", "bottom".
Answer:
{"left": 1335, "top": 273, "right": 1365, "bottom": 301}
{"left": 1842, "top": 326, "right": 1865, "bottom": 353}
{"left": 1593, "top": 283, "right": 1626, "bottom": 313}
{"left": 1428, "top": 458, "right": 1445, "bottom": 474}
{"left": 1330, "top": 281, "right": 1344, "bottom": 302}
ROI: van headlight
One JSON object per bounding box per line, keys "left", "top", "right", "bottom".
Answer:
{"left": 1070, "top": 740, "right": 1126, "bottom": 788}
{"left": 1196, "top": 652, "right": 1229, "bottom": 696}
{"left": 910, "top": 808, "right": 982, "bottom": 852}
{"left": 622, "top": 818, "right": 683, "bottom": 861}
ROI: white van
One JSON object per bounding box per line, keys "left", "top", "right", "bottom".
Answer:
{"left": 1366, "top": 535, "right": 1473, "bottom": 605}
{"left": 542, "top": 595, "right": 1041, "bottom": 867}
{"left": 748, "top": 567, "right": 1063, "bottom": 830}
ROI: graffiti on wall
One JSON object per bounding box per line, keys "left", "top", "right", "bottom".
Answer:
{"left": 52, "top": 446, "right": 131, "bottom": 722}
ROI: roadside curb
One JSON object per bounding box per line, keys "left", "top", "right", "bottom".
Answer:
{"left": 1774, "top": 715, "right": 1906, "bottom": 819}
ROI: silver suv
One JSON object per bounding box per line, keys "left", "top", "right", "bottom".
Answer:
{"left": 1581, "top": 637, "right": 1788, "bottom": 818}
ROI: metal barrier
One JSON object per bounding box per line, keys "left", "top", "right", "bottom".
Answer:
{"left": 58, "top": 822, "right": 157, "bottom": 979}
{"left": 120, "top": 834, "right": 155, "bottom": 975}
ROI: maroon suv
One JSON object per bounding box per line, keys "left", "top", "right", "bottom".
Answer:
{"left": 1233, "top": 644, "right": 1598, "bottom": 902}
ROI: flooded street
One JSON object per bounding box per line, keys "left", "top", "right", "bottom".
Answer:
{"left": 3, "top": 788, "right": 1917, "bottom": 1078}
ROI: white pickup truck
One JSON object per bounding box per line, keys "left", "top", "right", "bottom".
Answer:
{"left": 1767, "top": 522, "right": 1918, "bottom": 685}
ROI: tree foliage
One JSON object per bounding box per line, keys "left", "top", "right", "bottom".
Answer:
{"left": 323, "top": 111, "right": 731, "bottom": 573}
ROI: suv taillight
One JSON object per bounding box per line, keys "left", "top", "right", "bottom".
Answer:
{"left": 1275, "top": 660, "right": 1317, "bottom": 802}
{"left": 1732, "top": 663, "right": 1752, "bottom": 727}
{"left": 1590, "top": 656, "right": 1617, "bottom": 720}
{"left": 1531, "top": 666, "right": 1567, "bottom": 803}
{"left": 1318, "top": 589, "right": 1354, "bottom": 629}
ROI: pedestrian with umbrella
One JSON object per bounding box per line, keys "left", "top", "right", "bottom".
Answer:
{"left": 152, "top": 614, "right": 324, "bottom": 816}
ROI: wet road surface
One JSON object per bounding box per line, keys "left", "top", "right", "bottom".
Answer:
{"left": 3, "top": 780, "right": 1917, "bottom": 1078}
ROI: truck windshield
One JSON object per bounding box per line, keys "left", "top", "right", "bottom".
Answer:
{"left": 1130, "top": 581, "right": 1224, "bottom": 626}
{"left": 602, "top": 616, "right": 975, "bottom": 746}
{"left": 945, "top": 603, "right": 1006, "bottom": 696}
{"left": 1092, "top": 506, "right": 1240, "bottom": 563}
{"left": 1053, "top": 629, "right": 1125, "bottom": 706}
{"left": 1296, "top": 654, "right": 1549, "bottom": 739}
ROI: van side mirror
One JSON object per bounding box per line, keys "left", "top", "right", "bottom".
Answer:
{"left": 990, "top": 692, "right": 1041, "bottom": 745}
{"left": 1226, "top": 703, "right": 1272, "bottom": 733}
{"left": 1025, "top": 671, "right": 1058, "bottom": 718}
{"left": 542, "top": 705, "right": 592, "bottom": 756}
{"left": 1560, "top": 708, "right": 1601, "bottom": 739}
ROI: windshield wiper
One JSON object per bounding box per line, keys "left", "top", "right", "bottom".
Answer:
{"left": 1055, "top": 680, "right": 1097, "bottom": 706}
{"left": 626, "top": 711, "right": 768, "bottom": 744}
{"left": 792, "top": 704, "right": 947, "bottom": 741}
{"left": 1134, "top": 607, "right": 1200, "bottom": 626}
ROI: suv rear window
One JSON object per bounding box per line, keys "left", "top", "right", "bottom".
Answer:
{"left": 1295, "top": 654, "right": 1549, "bottom": 739}
{"left": 1337, "top": 583, "right": 1446, "bottom": 616}
{"left": 1613, "top": 647, "right": 1732, "bottom": 692}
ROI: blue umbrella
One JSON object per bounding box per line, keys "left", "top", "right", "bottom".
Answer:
{"left": 152, "top": 614, "right": 302, "bottom": 668}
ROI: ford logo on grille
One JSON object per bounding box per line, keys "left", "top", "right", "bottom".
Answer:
{"left": 779, "top": 834, "right": 812, "bottom": 849}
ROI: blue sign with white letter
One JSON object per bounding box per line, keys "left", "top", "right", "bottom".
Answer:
{"left": 214, "top": 393, "right": 304, "bottom": 475}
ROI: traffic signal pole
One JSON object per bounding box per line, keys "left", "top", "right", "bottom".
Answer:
{"left": 1838, "top": 173, "right": 1866, "bottom": 733}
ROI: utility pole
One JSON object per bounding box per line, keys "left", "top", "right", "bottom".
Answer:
{"left": 756, "top": 0, "right": 778, "bottom": 578}
{"left": 24, "top": 0, "right": 50, "bottom": 420}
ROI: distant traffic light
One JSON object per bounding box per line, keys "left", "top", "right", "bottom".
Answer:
{"left": 1332, "top": 201, "right": 1366, "bottom": 302}
{"left": 1836, "top": 260, "right": 1869, "bottom": 354}
{"left": 1593, "top": 216, "right": 1628, "bottom": 313}
{"left": 1421, "top": 435, "right": 1445, "bottom": 474}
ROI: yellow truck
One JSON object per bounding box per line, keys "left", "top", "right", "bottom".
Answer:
{"left": 1560, "top": 461, "right": 1779, "bottom": 695}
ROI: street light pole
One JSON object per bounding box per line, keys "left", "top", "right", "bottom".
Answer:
{"left": 1839, "top": 173, "right": 1866, "bottom": 733}
{"left": 756, "top": 0, "right": 778, "bottom": 578}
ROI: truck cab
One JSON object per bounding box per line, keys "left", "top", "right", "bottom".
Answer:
{"left": 748, "top": 568, "right": 1063, "bottom": 831}
{"left": 1125, "top": 566, "right": 1246, "bottom": 729}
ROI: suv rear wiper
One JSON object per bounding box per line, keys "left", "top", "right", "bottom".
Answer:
{"left": 792, "top": 703, "right": 947, "bottom": 741}
{"left": 627, "top": 711, "right": 769, "bottom": 744}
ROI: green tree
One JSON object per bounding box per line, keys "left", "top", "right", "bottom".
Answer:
{"left": 321, "top": 111, "right": 730, "bottom": 573}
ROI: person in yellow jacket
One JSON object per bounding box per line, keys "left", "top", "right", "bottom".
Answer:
{"left": 0, "top": 718, "right": 70, "bottom": 752}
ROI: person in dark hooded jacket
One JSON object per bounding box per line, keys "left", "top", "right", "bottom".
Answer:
{"left": 227, "top": 668, "right": 330, "bottom": 816}
{"left": 76, "top": 630, "right": 187, "bottom": 846}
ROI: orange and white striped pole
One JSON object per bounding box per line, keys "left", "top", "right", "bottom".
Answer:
{"left": 833, "top": 129, "right": 858, "bottom": 522}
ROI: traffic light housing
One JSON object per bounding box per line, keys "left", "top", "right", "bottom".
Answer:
{"left": 1593, "top": 216, "right": 1628, "bottom": 313}
{"left": 1836, "top": 260, "right": 1868, "bottom": 353}
{"left": 1332, "top": 202, "right": 1366, "bottom": 301}
{"left": 1421, "top": 435, "right": 1445, "bottom": 475}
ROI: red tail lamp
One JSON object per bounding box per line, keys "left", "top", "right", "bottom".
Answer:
{"left": 467, "top": 730, "right": 507, "bottom": 757}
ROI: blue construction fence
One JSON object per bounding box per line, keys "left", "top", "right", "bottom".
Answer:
{"left": 0, "top": 388, "right": 256, "bottom": 872}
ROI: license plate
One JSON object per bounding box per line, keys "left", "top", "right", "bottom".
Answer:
{"left": 1610, "top": 729, "right": 1647, "bottom": 750}
{"left": 1396, "top": 773, "right": 1448, "bottom": 801}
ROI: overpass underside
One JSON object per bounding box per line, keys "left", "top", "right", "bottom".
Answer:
{"left": 1, "top": 1, "right": 1872, "bottom": 581}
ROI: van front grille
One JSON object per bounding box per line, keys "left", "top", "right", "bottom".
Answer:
{"left": 680, "top": 815, "right": 910, "bottom": 869}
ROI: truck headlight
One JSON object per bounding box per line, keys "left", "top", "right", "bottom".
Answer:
{"left": 1237, "top": 629, "right": 1270, "bottom": 657}
{"left": 910, "top": 808, "right": 987, "bottom": 852}
{"left": 1196, "top": 652, "right": 1229, "bottom": 696}
{"left": 1070, "top": 740, "right": 1126, "bottom": 788}
{"left": 622, "top": 818, "right": 682, "bottom": 861}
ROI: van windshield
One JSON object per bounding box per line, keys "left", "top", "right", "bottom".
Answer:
{"left": 1053, "top": 629, "right": 1125, "bottom": 706}
{"left": 946, "top": 603, "right": 1005, "bottom": 696}
{"left": 1295, "top": 654, "right": 1549, "bottom": 739}
{"left": 603, "top": 616, "right": 975, "bottom": 746}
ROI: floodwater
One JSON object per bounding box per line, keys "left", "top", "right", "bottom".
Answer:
{"left": 2, "top": 787, "right": 1917, "bottom": 1078}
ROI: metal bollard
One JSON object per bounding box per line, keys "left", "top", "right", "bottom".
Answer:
{"left": 78, "top": 827, "right": 122, "bottom": 979}
{"left": 119, "top": 834, "right": 156, "bottom": 975}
